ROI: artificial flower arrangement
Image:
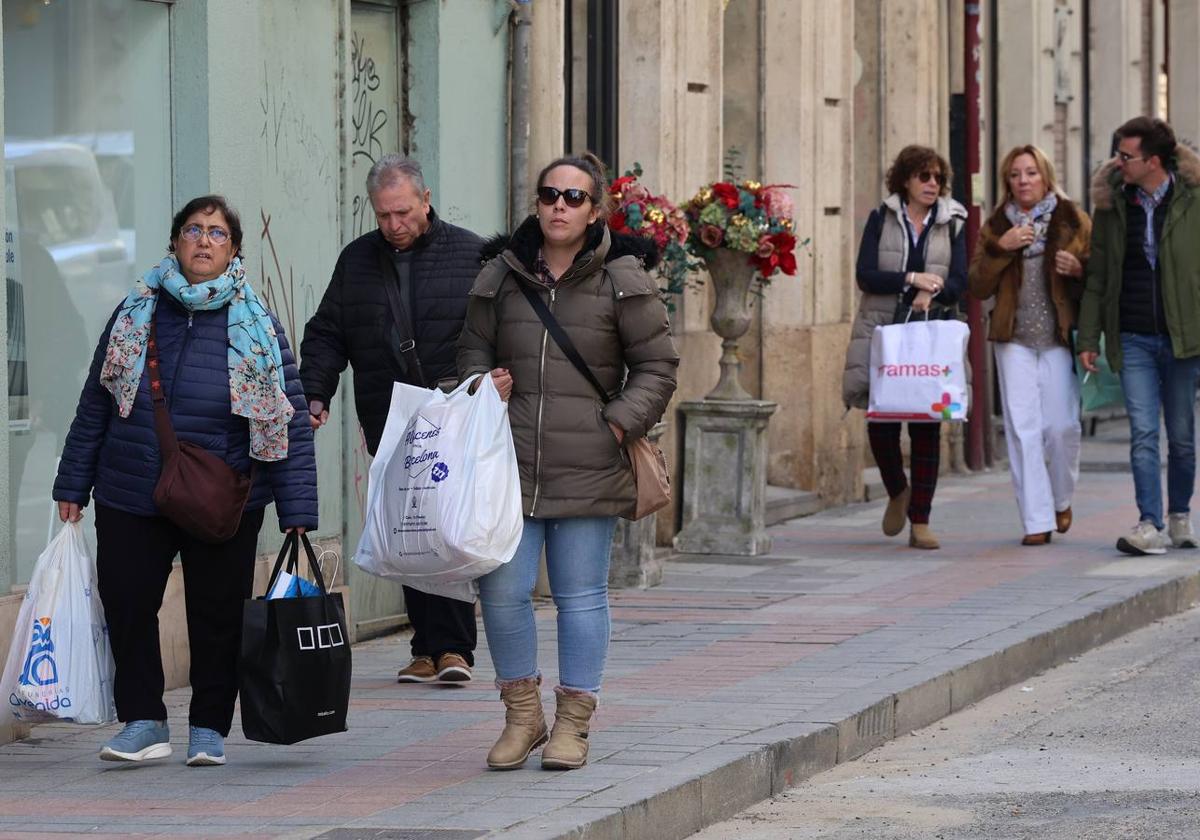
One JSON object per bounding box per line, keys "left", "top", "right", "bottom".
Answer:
{"left": 606, "top": 165, "right": 699, "bottom": 296}
{"left": 683, "top": 179, "right": 801, "bottom": 279}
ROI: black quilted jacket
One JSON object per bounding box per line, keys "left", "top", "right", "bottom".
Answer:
{"left": 300, "top": 209, "right": 483, "bottom": 454}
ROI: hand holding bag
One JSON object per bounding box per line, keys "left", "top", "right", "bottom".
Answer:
{"left": 239, "top": 532, "right": 351, "bottom": 744}
{"left": 516, "top": 282, "right": 670, "bottom": 521}
{"left": 147, "top": 318, "right": 254, "bottom": 543}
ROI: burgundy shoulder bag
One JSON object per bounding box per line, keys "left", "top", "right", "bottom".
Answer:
{"left": 147, "top": 318, "right": 256, "bottom": 543}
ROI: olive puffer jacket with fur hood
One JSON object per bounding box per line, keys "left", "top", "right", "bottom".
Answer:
{"left": 457, "top": 218, "right": 679, "bottom": 519}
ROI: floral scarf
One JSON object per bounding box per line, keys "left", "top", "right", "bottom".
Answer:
{"left": 100, "top": 255, "right": 294, "bottom": 461}
{"left": 1004, "top": 193, "right": 1058, "bottom": 258}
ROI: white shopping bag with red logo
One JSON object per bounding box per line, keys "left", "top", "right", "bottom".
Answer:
{"left": 0, "top": 520, "right": 116, "bottom": 724}
{"left": 354, "top": 375, "right": 523, "bottom": 602}
{"left": 867, "top": 319, "right": 970, "bottom": 423}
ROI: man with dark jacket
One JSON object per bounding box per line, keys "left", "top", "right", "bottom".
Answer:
{"left": 301, "top": 155, "right": 482, "bottom": 683}
{"left": 1078, "top": 117, "right": 1200, "bottom": 556}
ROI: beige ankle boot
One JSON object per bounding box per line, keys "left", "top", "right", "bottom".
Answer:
{"left": 541, "top": 689, "right": 597, "bottom": 770}
{"left": 909, "top": 522, "right": 940, "bottom": 550}
{"left": 486, "top": 677, "right": 548, "bottom": 770}
{"left": 882, "top": 486, "right": 911, "bottom": 536}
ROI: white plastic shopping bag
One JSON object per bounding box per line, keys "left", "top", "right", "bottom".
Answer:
{"left": 0, "top": 520, "right": 116, "bottom": 724}
{"left": 355, "top": 375, "right": 523, "bottom": 602}
{"left": 867, "top": 318, "right": 970, "bottom": 423}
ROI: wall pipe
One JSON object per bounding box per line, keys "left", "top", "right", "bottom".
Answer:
{"left": 509, "top": 0, "right": 533, "bottom": 229}
{"left": 964, "top": 2, "right": 987, "bottom": 471}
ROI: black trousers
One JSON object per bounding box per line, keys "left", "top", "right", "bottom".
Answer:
{"left": 402, "top": 585, "right": 477, "bottom": 666}
{"left": 95, "top": 504, "right": 265, "bottom": 736}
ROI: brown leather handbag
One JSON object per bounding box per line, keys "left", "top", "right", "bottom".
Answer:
{"left": 146, "top": 319, "right": 255, "bottom": 543}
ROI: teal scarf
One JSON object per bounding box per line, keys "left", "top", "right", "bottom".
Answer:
{"left": 100, "top": 255, "right": 294, "bottom": 461}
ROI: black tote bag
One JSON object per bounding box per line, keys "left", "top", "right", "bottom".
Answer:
{"left": 239, "top": 532, "right": 351, "bottom": 744}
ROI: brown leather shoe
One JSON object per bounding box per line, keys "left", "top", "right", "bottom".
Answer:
{"left": 487, "top": 677, "right": 548, "bottom": 770}
{"left": 1021, "top": 531, "right": 1052, "bottom": 546}
{"left": 882, "top": 486, "right": 911, "bottom": 537}
{"left": 1055, "top": 507, "right": 1072, "bottom": 534}
{"left": 908, "top": 523, "right": 940, "bottom": 550}
{"left": 436, "top": 653, "right": 472, "bottom": 683}
{"left": 397, "top": 656, "right": 437, "bottom": 683}
{"left": 542, "top": 689, "right": 597, "bottom": 770}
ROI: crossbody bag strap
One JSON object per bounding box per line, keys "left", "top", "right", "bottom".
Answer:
{"left": 146, "top": 317, "right": 181, "bottom": 459}
{"left": 516, "top": 281, "right": 611, "bottom": 405}
{"left": 377, "top": 245, "right": 427, "bottom": 388}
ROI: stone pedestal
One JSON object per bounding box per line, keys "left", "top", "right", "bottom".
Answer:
{"left": 674, "top": 400, "right": 777, "bottom": 556}
{"left": 609, "top": 422, "right": 667, "bottom": 589}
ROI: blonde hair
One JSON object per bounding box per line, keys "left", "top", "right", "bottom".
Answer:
{"left": 998, "top": 144, "right": 1064, "bottom": 204}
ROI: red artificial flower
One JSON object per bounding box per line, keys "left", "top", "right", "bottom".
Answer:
{"left": 610, "top": 175, "right": 638, "bottom": 197}
{"left": 711, "top": 182, "right": 740, "bottom": 209}
{"left": 755, "top": 235, "right": 775, "bottom": 259}
{"left": 608, "top": 210, "right": 629, "bottom": 234}
{"left": 699, "top": 224, "right": 725, "bottom": 248}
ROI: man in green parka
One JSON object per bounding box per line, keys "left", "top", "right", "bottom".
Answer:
{"left": 1078, "top": 116, "right": 1200, "bottom": 556}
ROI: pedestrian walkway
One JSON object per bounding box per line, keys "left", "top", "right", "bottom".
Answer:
{"left": 2, "top": 439, "right": 1197, "bottom": 840}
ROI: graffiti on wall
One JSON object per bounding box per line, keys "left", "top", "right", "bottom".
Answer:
{"left": 349, "top": 30, "right": 392, "bottom": 239}
{"left": 257, "top": 209, "right": 315, "bottom": 346}
{"left": 260, "top": 62, "right": 336, "bottom": 204}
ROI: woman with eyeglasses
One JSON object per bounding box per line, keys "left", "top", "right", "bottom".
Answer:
{"left": 458, "top": 152, "right": 678, "bottom": 771}
{"left": 968, "top": 145, "right": 1090, "bottom": 546}
{"left": 842, "top": 144, "right": 968, "bottom": 550}
{"left": 53, "top": 195, "right": 316, "bottom": 767}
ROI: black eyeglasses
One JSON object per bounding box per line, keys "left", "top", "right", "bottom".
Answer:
{"left": 1117, "top": 151, "right": 1146, "bottom": 163}
{"left": 536, "top": 186, "right": 594, "bottom": 208}
{"left": 916, "top": 171, "right": 945, "bottom": 185}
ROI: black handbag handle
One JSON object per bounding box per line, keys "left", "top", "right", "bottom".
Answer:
{"left": 516, "top": 281, "right": 612, "bottom": 405}
{"left": 264, "top": 532, "right": 330, "bottom": 597}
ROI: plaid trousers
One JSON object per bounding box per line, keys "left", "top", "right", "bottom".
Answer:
{"left": 867, "top": 421, "right": 941, "bottom": 525}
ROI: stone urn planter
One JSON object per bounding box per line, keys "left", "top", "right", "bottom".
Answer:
{"left": 703, "top": 248, "right": 758, "bottom": 401}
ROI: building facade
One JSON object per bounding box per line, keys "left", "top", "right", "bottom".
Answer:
{"left": 0, "top": 0, "right": 1191, "bottom": 742}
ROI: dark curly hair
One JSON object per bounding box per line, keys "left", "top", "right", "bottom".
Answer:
{"left": 168, "top": 194, "right": 244, "bottom": 256}
{"left": 884, "top": 145, "right": 952, "bottom": 198}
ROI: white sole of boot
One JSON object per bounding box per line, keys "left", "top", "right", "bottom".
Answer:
{"left": 100, "top": 742, "right": 172, "bottom": 762}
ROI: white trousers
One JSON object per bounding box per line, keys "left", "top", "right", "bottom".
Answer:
{"left": 993, "top": 342, "right": 1081, "bottom": 534}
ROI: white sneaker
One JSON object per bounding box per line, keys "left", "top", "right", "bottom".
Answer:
{"left": 1168, "top": 513, "right": 1199, "bottom": 548}
{"left": 1116, "top": 520, "right": 1170, "bottom": 556}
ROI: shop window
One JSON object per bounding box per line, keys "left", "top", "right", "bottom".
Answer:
{"left": 3, "top": 0, "right": 172, "bottom": 584}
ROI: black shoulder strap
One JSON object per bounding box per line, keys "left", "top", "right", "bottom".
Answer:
{"left": 516, "top": 281, "right": 611, "bottom": 404}
{"left": 377, "top": 244, "right": 427, "bottom": 388}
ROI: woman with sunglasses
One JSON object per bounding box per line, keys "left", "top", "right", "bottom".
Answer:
{"left": 969, "top": 145, "right": 1090, "bottom": 545}
{"left": 53, "top": 195, "right": 316, "bottom": 766}
{"left": 459, "top": 152, "right": 678, "bottom": 770}
{"left": 842, "top": 144, "right": 968, "bottom": 549}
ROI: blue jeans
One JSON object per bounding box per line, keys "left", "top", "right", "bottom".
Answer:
{"left": 1118, "top": 333, "right": 1200, "bottom": 529}
{"left": 477, "top": 516, "right": 617, "bottom": 693}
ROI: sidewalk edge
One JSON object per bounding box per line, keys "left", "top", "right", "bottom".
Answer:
{"left": 495, "top": 568, "right": 1200, "bottom": 840}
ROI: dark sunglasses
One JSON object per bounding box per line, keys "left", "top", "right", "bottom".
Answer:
{"left": 536, "top": 186, "right": 594, "bottom": 208}
{"left": 916, "top": 170, "right": 945, "bottom": 184}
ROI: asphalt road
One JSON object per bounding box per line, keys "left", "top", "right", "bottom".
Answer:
{"left": 691, "top": 602, "right": 1200, "bottom": 839}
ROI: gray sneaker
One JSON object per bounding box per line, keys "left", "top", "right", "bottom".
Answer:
{"left": 1116, "top": 520, "right": 1170, "bottom": 556}
{"left": 1168, "top": 513, "right": 1199, "bottom": 548}
{"left": 99, "top": 720, "right": 171, "bottom": 762}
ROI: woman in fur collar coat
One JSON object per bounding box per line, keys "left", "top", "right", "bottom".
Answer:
{"left": 458, "top": 152, "right": 678, "bottom": 772}
{"left": 968, "top": 144, "right": 1091, "bottom": 545}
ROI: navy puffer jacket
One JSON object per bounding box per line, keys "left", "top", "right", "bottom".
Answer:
{"left": 53, "top": 293, "right": 318, "bottom": 530}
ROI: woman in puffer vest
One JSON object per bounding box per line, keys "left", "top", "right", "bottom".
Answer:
{"left": 968, "top": 145, "right": 1090, "bottom": 546}
{"left": 842, "top": 145, "right": 968, "bottom": 549}
{"left": 458, "top": 153, "right": 678, "bottom": 771}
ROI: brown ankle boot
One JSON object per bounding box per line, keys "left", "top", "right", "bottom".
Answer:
{"left": 486, "top": 677, "right": 548, "bottom": 770}
{"left": 541, "top": 689, "right": 597, "bottom": 770}
{"left": 882, "top": 486, "right": 911, "bottom": 536}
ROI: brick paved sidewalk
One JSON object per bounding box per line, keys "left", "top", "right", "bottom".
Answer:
{"left": 1, "top": 460, "right": 1197, "bottom": 840}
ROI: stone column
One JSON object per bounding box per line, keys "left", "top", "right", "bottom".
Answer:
{"left": 673, "top": 400, "right": 777, "bottom": 556}
{"left": 608, "top": 423, "right": 667, "bottom": 588}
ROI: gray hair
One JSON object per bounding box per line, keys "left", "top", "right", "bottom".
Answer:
{"left": 366, "top": 154, "right": 426, "bottom": 196}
